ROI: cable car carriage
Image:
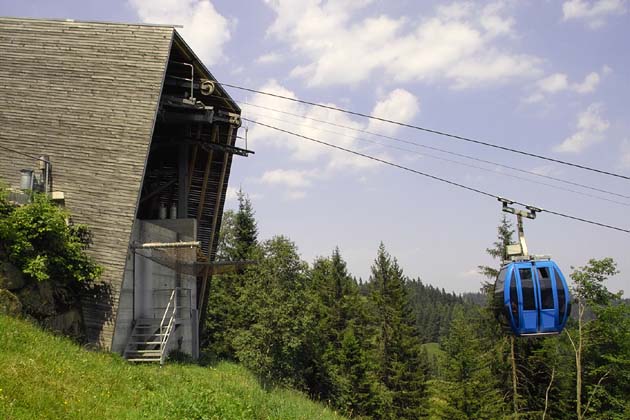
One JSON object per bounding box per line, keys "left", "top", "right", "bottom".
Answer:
{"left": 493, "top": 199, "right": 571, "bottom": 336}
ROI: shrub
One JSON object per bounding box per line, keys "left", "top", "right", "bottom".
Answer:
{"left": 0, "top": 189, "right": 102, "bottom": 319}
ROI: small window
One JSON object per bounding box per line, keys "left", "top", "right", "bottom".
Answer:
{"left": 509, "top": 272, "right": 519, "bottom": 327}
{"left": 519, "top": 268, "right": 536, "bottom": 310}
{"left": 495, "top": 268, "right": 507, "bottom": 304}
{"left": 555, "top": 268, "right": 566, "bottom": 319}
{"left": 537, "top": 267, "right": 554, "bottom": 310}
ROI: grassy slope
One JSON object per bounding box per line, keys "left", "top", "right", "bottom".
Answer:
{"left": 0, "top": 315, "right": 344, "bottom": 420}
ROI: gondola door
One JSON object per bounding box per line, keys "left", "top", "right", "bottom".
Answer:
{"left": 534, "top": 263, "right": 557, "bottom": 332}
{"left": 516, "top": 264, "right": 539, "bottom": 334}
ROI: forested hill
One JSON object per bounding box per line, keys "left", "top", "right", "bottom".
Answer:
{"left": 463, "top": 291, "right": 487, "bottom": 306}
{"left": 205, "top": 192, "right": 630, "bottom": 419}
{"left": 406, "top": 279, "right": 467, "bottom": 343}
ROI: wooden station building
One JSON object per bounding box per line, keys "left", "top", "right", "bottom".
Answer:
{"left": 0, "top": 17, "right": 251, "bottom": 362}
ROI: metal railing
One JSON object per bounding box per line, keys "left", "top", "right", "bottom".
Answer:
{"left": 153, "top": 288, "right": 192, "bottom": 319}
{"left": 159, "top": 289, "right": 177, "bottom": 365}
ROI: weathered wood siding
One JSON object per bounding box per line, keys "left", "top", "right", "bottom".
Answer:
{"left": 0, "top": 18, "right": 173, "bottom": 349}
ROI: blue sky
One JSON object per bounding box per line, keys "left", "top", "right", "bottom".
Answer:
{"left": 2, "top": 0, "right": 628, "bottom": 293}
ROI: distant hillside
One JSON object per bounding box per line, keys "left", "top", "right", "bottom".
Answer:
{"left": 406, "top": 279, "right": 467, "bottom": 343}
{"left": 462, "top": 292, "right": 487, "bottom": 306}
{"left": 0, "top": 315, "right": 345, "bottom": 420}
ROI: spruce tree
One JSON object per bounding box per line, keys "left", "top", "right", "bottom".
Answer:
{"left": 438, "top": 306, "right": 507, "bottom": 418}
{"left": 233, "top": 188, "right": 258, "bottom": 260}
{"left": 478, "top": 215, "right": 514, "bottom": 291}
{"left": 204, "top": 190, "right": 259, "bottom": 358}
{"left": 308, "top": 247, "right": 383, "bottom": 414}
{"left": 368, "top": 243, "right": 428, "bottom": 419}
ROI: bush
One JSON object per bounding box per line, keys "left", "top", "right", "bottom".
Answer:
{"left": 0, "top": 190, "right": 102, "bottom": 320}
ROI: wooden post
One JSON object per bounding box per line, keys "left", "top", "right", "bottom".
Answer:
{"left": 196, "top": 125, "right": 218, "bottom": 222}
{"left": 178, "top": 144, "right": 189, "bottom": 217}
{"left": 198, "top": 124, "right": 233, "bottom": 321}
{"left": 187, "top": 124, "right": 200, "bottom": 195}
{"left": 187, "top": 145, "right": 197, "bottom": 195}
{"left": 207, "top": 124, "right": 232, "bottom": 255}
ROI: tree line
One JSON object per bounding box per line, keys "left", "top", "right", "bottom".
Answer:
{"left": 203, "top": 191, "right": 629, "bottom": 419}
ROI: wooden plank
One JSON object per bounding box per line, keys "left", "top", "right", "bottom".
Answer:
{"left": 139, "top": 179, "right": 175, "bottom": 204}
{"left": 198, "top": 265, "right": 210, "bottom": 312}
{"left": 0, "top": 18, "right": 175, "bottom": 350}
{"left": 207, "top": 125, "right": 232, "bottom": 255}
{"left": 186, "top": 124, "right": 200, "bottom": 196}
{"left": 199, "top": 124, "right": 233, "bottom": 317}
{"left": 195, "top": 126, "right": 217, "bottom": 222}
{"left": 186, "top": 145, "right": 198, "bottom": 195}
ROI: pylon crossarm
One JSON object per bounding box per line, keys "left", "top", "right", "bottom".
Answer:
{"left": 498, "top": 197, "right": 541, "bottom": 261}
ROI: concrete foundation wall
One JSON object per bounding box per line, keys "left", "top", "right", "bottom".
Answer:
{"left": 111, "top": 219, "right": 198, "bottom": 357}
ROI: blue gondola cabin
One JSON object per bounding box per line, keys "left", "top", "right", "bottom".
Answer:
{"left": 494, "top": 258, "right": 571, "bottom": 336}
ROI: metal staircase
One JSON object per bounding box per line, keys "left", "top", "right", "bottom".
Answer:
{"left": 124, "top": 288, "right": 179, "bottom": 365}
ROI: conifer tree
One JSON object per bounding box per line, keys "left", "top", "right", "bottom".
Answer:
{"left": 478, "top": 215, "right": 514, "bottom": 290}
{"left": 368, "top": 243, "right": 428, "bottom": 419}
{"left": 205, "top": 189, "right": 259, "bottom": 358}
{"left": 437, "top": 306, "right": 507, "bottom": 419}
{"left": 307, "top": 248, "right": 385, "bottom": 415}
{"left": 335, "top": 323, "right": 388, "bottom": 417}
{"left": 232, "top": 188, "right": 258, "bottom": 260}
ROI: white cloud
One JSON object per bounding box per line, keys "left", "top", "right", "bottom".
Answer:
{"left": 562, "top": 0, "right": 627, "bottom": 28}
{"left": 539, "top": 73, "right": 570, "bottom": 93}
{"left": 447, "top": 51, "right": 541, "bottom": 89}
{"left": 285, "top": 190, "right": 307, "bottom": 200}
{"left": 129, "top": 0, "right": 231, "bottom": 66}
{"left": 260, "top": 169, "right": 313, "bottom": 188}
{"left": 458, "top": 268, "right": 482, "bottom": 279}
{"left": 554, "top": 103, "right": 610, "bottom": 153}
{"left": 525, "top": 69, "right": 604, "bottom": 103}
{"left": 479, "top": 2, "right": 516, "bottom": 37}
{"left": 246, "top": 80, "right": 387, "bottom": 168}
{"left": 245, "top": 80, "right": 414, "bottom": 193}
{"left": 231, "top": 66, "right": 244, "bottom": 75}
{"left": 225, "top": 186, "right": 239, "bottom": 203}
{"left": 573, "top": 72, "right": 601, "bottom": 93}
{"left": 256, "top": 52, "right": 283, "bottom": 65}
{"left": 367, "top": 89, "right": 420, "bottom": 136}
{"left": 264, "top": 0, "right": 541, "bottom": 88}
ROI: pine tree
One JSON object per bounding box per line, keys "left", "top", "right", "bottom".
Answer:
{"left": 368, "top": 243, "right": 428, "bottom": 419}
{"left": 306, "top": 247, "right": 387, "bottom": 416}
{"left": 478, "top": 215, "right": 514, "bottom": 291}
{"left": 204, "top": 190, "right": 259, "bottom": 358}
{"left": 336, "top": 323, "right": 389, "bottom": 417}
{"left": 437, "top": 306, "right": 507, "bottom": 419}
{"left": 232, "top": 188, "right": 258, "bottom": 261}
{"left": 308, "top": 249, "right": 359, "bottom": 398}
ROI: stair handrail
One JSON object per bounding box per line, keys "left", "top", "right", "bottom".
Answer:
{"left": 159, "top": 288, "right": 177, "bottom": 365}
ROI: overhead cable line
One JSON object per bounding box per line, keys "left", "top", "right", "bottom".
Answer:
{"left": 243, "top": 110, "right": 630, "bottom": 207}
{"left": 243, "top": 117, "right": 630, "bottom": 234}
{"left": 224, "top": 84, "right": 630, "bottom": 181}
{"left": 238, "top": 101, "right": 630, "bottom": 201}
{"left": 240, "top": 103, "right": 630, "bottom": 206}
{"left": 0, "top": 144, "right": 50, "bottom": 163}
